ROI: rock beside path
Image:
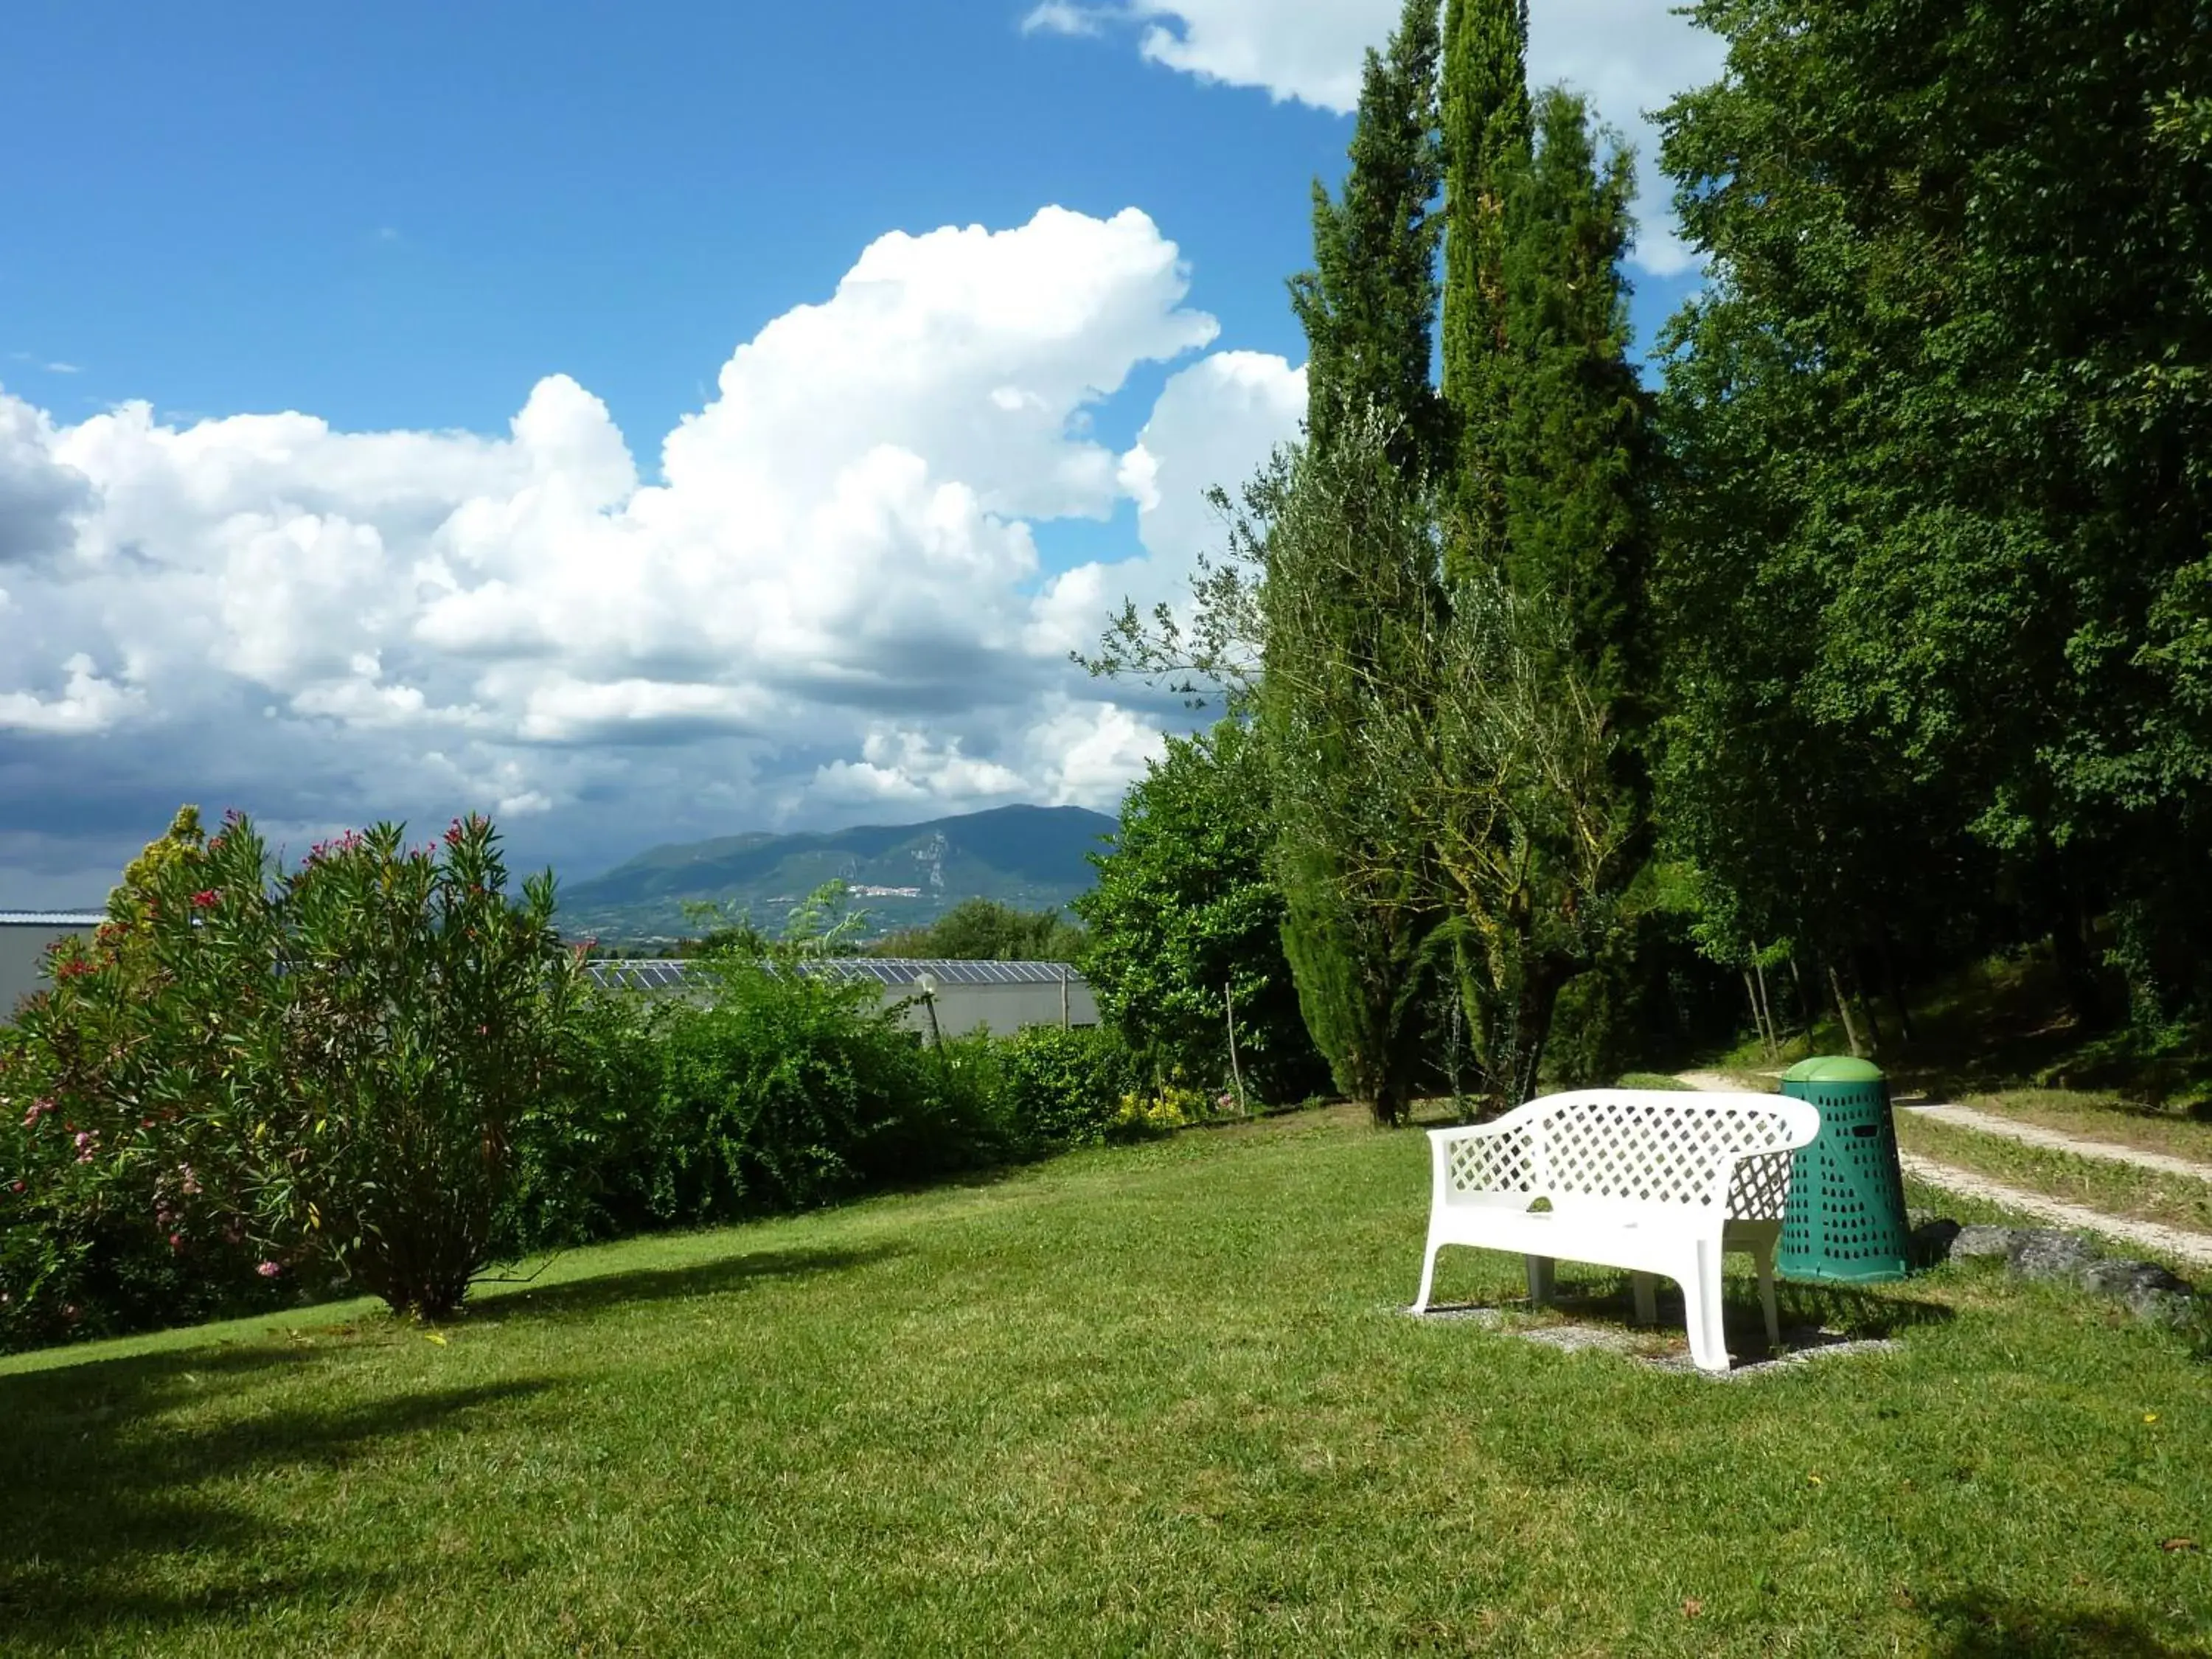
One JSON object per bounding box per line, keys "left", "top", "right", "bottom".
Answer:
{"left": 1920, "top": 1220, "right": 2198, "bottom": 1326}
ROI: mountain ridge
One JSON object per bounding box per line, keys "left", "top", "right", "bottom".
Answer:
{"left": 558, "top": 803, "right": 1117, "bottom": 941}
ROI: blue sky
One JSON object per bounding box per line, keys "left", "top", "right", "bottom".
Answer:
{"left": 0, "top": 1, "right": 1720, "bottom": 905}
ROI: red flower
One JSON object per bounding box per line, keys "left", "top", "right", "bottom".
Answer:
{"left": 190, "top": 889, "right": 220, "bottom": 909}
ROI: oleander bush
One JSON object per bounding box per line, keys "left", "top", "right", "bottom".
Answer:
{"left": 0, "top": 810, "right": 590, "bottom": 1334}
{"left": 2, "top": 837, "right": 1178, "bottom": 1353}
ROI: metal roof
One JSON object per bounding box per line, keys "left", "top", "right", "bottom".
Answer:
{"left": 583, "top": 956, "right": 1085, "bottom": 992}
{"left": 0, "top": 911, "right": 105, "bottom": 928}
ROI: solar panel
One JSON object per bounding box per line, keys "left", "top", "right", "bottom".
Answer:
{"left": 580, "top": 956, "right": 1085, "bottom": 992}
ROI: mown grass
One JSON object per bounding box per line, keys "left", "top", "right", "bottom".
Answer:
{"left": 1941, "top": 1091, "right": 2212, "bottom": 1169}
{"left": 1895, "top": 1113, "right": 2212, "bottom": 1239}
{"left": 4, "top": 1107, "right": 2209, "bottom": 1657}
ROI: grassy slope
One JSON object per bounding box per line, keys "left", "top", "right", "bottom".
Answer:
{"left": 1708, "top": 948, "right": 2212, "bottom": 1206}
{"left": 1930, "top": 1091, "right": 2212, "bottom": 1168}
{"left": 4, "top": 1108, "right": 2209, "bottom": 1658}
{"left": 1893, "top": 1113, "right": 2212, "bottom": 1238}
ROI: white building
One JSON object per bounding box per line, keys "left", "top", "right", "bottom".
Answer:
{"left": 0, "top": 911, "right": 103, "bottom": 1023}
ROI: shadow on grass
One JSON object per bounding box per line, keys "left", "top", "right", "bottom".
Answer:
{"left": 1526, "top": 1273, "right": 1955, "bottom": 1349}
{"left": 0, "top": 1361, "right": 553, "bottom": 1650}
{"left": 464, "top": 1239, "right": 907, "bottom": 1326}
{"left": 1927, "top": 1591, "right": 2209, "bottom": 1658}
{"left": 0, "top": 1242, "right": 900, "bottom": 1646}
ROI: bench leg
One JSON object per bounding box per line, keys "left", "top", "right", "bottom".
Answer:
{"left": 1754, "top": 1240, "right": 1781, "bottom": 1350}
{"left": 1524, "top": 1255, "right": 1555, "bottom": 1307}
{"left": 1683, "top": 1240, "right": 1731, "bottom": 1374}
{"left": 1413, "top": 1234, "right": 1442, "bottom": 1314}
{"left": 1630, "top": 1271, "right": 1658, "bottom": 1326}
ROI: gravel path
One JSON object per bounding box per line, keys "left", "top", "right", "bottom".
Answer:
{"left": 1673, "top": 1069, "right": 2212, "bottom": 1270}
{"left": 1897, "top": 1101, "right": 2212, "bottom": 1183}
{"left": 1676, "top": 1070, "right": 1767, "bottom": 1093}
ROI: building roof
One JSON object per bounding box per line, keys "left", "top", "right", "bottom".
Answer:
{"left": 0, "top": 911, "right": 105, "bottom": 928}
{"left": 584, "top": 956, "right": 1085, "bottom": 992}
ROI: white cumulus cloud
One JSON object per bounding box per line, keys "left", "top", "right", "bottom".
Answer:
{"left": 1024, "top": 0, "right": 1725, "bottom": 276}
{"left": 0, "top": 205, "right": 1307, "bottom": 902}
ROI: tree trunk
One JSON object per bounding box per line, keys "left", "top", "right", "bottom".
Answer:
{"left": 1510, "top": 961, "right": 1570, "bottom": 1109}
{"left": 1879, "top": 929, "right": 1916, "bottom": 1044}
{"left": 1852, "top": 953, "right": 1886, "bottom": 1054}
{"left": 1789, "top": 954, "right": 1815, "bottom": 1031}
{"left": 1827, "top": 959, "right": 1865, "bottom": 1058}
{"left": 1744, "top": 968, "right": 1773, "bottom": 1058}
{"left": 2049, "top": 905, "right": 2107, "bottom": 1031}
{"left": 1753, "top": 951, "right": 1780, "bottom": 1054}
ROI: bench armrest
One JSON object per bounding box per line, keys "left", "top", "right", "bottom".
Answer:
{"left": 1427, "top": 1120, "right": 1540, "bottom": 1206}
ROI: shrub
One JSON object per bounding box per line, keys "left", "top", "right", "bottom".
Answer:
{"left": 1110, "top": 1081, "right": 1210, "bottom": 1140}
{"left": 992, "top": 1024, "right": 1143, "bottom": 1151}
{"left": 4, "top": 810, "right": 586, "bottom": 1327}
{"left": 588, "top": 894, "right": 1022, "bottom": 1230}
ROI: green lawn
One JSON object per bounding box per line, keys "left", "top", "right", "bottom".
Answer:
{"left": 5, "top": 1108, "right": 2209, "bottom": 1657}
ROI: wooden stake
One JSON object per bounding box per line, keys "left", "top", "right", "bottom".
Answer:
{"left": 1225, "top": 980, "right": 1248, "bottom": 1115}
{"left": 1827, "top": 960, "right": 1865, "bottom": 1058}
{"left": 1753, "top": 952, "right": 1780, "bottom": 1057}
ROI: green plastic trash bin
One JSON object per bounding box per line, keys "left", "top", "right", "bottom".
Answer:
{"left": 1776, "top": 1056, "right": 1911, "bottom": 1284}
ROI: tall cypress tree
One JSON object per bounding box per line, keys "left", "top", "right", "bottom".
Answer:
{"left": 1440, "top": 0, "right": 1531, "bottom": 573}
{"left": 1264, "top": 0, "right": 1450, "bottom": 1123}
{"left": 1499, "top": 88, "right": 1649, "bottom": 723}
{"left": 1288, "top": 0, "right": 1444, "bottom": 476}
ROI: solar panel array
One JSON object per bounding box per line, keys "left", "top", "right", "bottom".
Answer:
{"left": 811, "top": 958, "right": 1078, "bottom": 987}
{"left": 581, "top": 956, "right": 1084, "bottom": 992}
{"left": 583, "top": 960, "right": 695, "bottom": 992}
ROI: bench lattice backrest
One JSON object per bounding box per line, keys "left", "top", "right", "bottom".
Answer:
{"left": 1444, "top": 1091, "right": 1806, "bottom": 1220}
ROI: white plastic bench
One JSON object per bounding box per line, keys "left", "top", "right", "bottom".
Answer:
{"left": 1413, "top": 1088, "right": 1821, "bottom": 1372}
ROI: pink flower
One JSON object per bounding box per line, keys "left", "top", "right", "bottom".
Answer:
{"left": 169, "top": 1233, "right": 184, "bottom": 1251}
{"left": 179, "top": 1165, "right": 202, "bottom": 1196}
{"left": 8, "top": 1179, "right": 24, "bottom": 1194}
{"left": 21, "top": 1098, "right": 52, "bottom": 1129}
{"left": 74, "top": 1130, "right": 98, "bottom": 1163}
{"left": 257, "top": 1260, "right": 281, "bottom": 1279}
